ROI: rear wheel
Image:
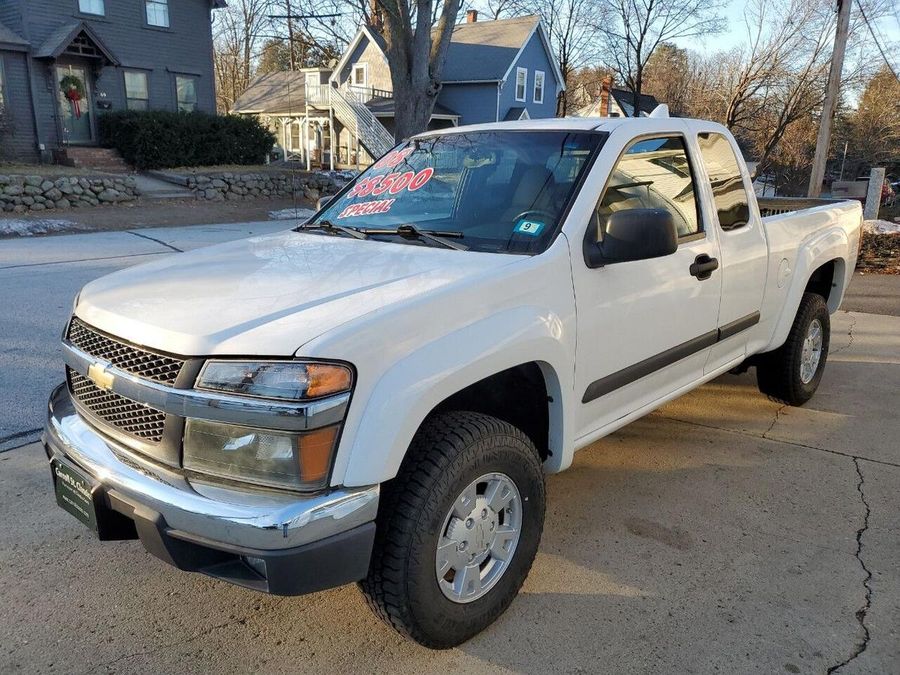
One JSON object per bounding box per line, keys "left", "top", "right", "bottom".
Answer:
{"left": 360, "top": 411, "right": 545, "bottom": 648}
{"left": 756, "top": 292, "right": 830, "bottom": 406}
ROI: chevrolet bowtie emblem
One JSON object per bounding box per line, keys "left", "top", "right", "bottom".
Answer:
{"left": 87, "top": 362, "right": 114, "bottom": 391}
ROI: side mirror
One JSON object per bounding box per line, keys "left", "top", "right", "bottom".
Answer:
{"left": 583, "top": 208, "right": 678, "bottom": 268}
{"left": 316, "top": 195, "right": 334, "bottom": 211}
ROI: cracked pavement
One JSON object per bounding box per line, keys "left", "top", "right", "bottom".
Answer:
{"left": 1, "top": 225, "right": 898, "bottom": 673}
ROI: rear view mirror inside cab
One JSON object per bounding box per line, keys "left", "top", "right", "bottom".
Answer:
{"left": 583, "top": 208, "right": 678, "bottom": 268}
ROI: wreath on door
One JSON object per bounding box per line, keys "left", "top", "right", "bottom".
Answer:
{"left": 60, "top": 74, "right": 86, "bottom": 119}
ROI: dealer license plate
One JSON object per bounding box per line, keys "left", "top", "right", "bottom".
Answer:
{"left": 52, "top": 459, "right": 99, "bottom": 532}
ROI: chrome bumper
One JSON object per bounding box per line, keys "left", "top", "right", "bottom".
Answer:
{"left": 44, "top": 384, "right": 379, "bottom": 551}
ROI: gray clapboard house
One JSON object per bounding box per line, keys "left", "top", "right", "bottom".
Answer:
{"left": 232, "top": 12, "right": 564, "bottom": 170}
{"left": 0, "top": 0, "right": 222, "bottom": 163}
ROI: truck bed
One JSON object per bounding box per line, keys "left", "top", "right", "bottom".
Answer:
{"left": 757, "top": 197, "right": 842, "bottom": 218}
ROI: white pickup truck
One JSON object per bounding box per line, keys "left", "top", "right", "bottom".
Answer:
{"left": 45, "top": 115, "right": 861, "bottom": 648}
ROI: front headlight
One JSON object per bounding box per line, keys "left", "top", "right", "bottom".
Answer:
{"left": 188, "top": 359, "right": 352, "bottom": 490}
{"left": 184, "top": 419, "right": 339, "bottom": 491}
{"left": 196, "top": 360, "right": 352, "bottom": 400}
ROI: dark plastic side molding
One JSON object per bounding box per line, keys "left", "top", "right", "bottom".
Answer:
{"left": 582, "top": 311, "right": 760, "bottom": 403}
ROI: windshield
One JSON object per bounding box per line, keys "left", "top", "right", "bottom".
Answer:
{"left": 310, "top": 130, "right": 606, "bottom": 254}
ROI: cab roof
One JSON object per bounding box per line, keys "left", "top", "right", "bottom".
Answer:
{"left": 412, "top": 115, "right": 729, "bottom": 139}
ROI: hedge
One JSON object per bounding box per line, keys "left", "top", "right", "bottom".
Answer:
{"left": 98, "top": 110, "right": 275, "bottom": 170}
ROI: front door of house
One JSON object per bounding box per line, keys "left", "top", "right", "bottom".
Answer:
{"left": 56, "top": 64, "right": 93, "bottom": 144}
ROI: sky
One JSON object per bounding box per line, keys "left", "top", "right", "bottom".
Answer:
{"left": 671, "top": 0, "right": 900, "bottom": 74}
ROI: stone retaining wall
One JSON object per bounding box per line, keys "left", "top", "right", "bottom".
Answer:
{"left": 0, "top": 174, "right": 138, "bottom": 213}
{"left": 183, "top": 171, "right": 337, "bottom": 201}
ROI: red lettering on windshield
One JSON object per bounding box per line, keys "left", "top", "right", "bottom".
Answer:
{"left": 337, "top": 198, "right": 395, "bottom": 219}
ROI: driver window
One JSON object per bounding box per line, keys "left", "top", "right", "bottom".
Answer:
{"left": 591, "top": 136, "right": 700, "bottom": 242}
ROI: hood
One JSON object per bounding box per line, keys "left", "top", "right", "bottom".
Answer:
{"left": 75, "top": 230, "right": 517, "bottom": 356}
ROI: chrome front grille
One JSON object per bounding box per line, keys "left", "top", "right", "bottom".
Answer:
{"left": 68, "top": 368, "right": 166, "bottom": 443}
{"left": 67, "top": 317, "right": 184, "bottom": 384}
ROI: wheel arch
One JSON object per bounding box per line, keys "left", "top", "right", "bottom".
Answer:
{"left": 335, "top": 307, "right": 574, "bottom": 487}
{"left": 763, "top": 227, "right": 851, "bottom": 353}
{"left": 430, "top": 361, "right": 563, "bottom": 464}
{"left": 804, "top": 257, "right": 846, "bottom": 312}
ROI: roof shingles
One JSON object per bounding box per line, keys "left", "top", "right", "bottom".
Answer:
{"left": 441, "top": 15, "right": 539, "bottom": 82}
{"left": 0, "top": 19, "right": 28, "bottom": 50}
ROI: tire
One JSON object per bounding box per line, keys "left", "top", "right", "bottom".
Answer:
{"left": 359, "top": 411, "right": 546, "bottom": 649}
{"left": 756, "top": 292, "right": 830, "bottom": 406}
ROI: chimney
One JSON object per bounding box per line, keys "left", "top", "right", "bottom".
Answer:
{"left": 599, "top": 75, "right": 612, "bottom": 117}
{"left": 466, "top": 9, "right": 478, "bottom": 22}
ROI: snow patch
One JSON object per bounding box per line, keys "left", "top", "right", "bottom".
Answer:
{"left": 268, "top": 207, "right": 316, "bottom": 221}
{"left": 0, "top": 218, "right": 89, "bottom": 237}
{"left": 863, "top": 219, "right": 900, "bottom": 234}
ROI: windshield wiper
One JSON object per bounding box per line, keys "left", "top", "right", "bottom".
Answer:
{"left": 296, "top": 220, "right": 369, "bottom": 240}
{"left": 362, "top": 223, "right": 468, "bottom": 251}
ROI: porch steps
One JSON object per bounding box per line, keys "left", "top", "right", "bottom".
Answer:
{"left": 330, "top": 85, "right": 395, "bottom": 159}
{"left": 133, "top": 173, "right": 194, "bottom": 200}
{"left": 61, "top": 147, "right": 131, "bottom": 173}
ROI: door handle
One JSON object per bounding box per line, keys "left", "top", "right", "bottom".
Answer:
{"left": 690, "top": 254, "right": 719, "bottom": 280}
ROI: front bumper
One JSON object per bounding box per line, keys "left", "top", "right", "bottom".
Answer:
{"left": 44, "top": 384, "right": 379, "bottom": 595}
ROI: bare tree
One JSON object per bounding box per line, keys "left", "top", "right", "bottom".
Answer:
{"left": 597, "top": 0, "right": 725, "bottom": 116}
{"left": 264, "top": 0, "right": 351, "bottom": 69}
{"left": 844, "top": 65, "right": 900, "bottom": 171}
{"left": 694, "top": 0, "right": 885, "bottom": 176}
{"left": 641, "top": 42, "right": 689, "bottom": 116}
{"left": 368, "top": 0, "right": 464, "bottom": 140}
{"left": 213, "top": 0, "right": 269, "bottom": 111}
{"left": 507, "top": 0, "right": 603, "bottom": 114}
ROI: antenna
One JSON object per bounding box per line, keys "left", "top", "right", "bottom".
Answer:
{"left": 649, "top": 104, "right": 669, "bottom": 118}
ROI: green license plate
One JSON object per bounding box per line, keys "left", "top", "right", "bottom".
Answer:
{"left": 52, "top": 459, "right": 99, "bottom": 532}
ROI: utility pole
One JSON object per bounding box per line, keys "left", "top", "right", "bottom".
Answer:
{"left": 808, "top": 0, "right": 853, "bottom": 197}
{"left": 284, "top": 0, "right": 296, "bottom": 71}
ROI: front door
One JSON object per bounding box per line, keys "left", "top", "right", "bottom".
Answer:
{"left": 571, "top": 131, "right": 723, "bottom": 441}
{"left": 56, "top": 64, "right": 93, "bottom": 144}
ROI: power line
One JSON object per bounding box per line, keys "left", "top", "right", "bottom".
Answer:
{"left": 855, "top": 0, "right": 900, "bottom": 81}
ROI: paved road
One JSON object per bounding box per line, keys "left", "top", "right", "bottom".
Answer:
{"left": 841, "top": 272, "right": 900, "bottom": 317}
{"left": 1, "top": 225, "right": 898, "bottom": 672}
{"left": 0, "top": 221, "right": 287, "bottom": 450}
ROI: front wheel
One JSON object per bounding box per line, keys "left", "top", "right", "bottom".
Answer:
{"left": 360, "top": 411, "right": 546, "bottom": 648}
{"left": 756, "top": 292, "right": 830, "bottom": 406}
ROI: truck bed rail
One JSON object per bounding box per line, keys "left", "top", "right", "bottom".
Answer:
{"left": 757, "top": 197, "right": 841, "bottom": 218}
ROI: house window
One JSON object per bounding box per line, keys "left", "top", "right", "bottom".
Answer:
{"left": 533, "top": 70, "right": 545, "bottom": 104}
{"left": 146, "top": 0, "right": 170, "bottom": 28}
{"left": 175, "top": 75, "right": 198, "bottom": 112}
{"left": 351, "top": 63, "right": 367, "bottom": 87}
{"left": 0, "top": 58, "right": 6, "bottom": 109}
{"left": 515, "top": 67, "right": 527, "bottom": 102}
{"left": 78, "top": 0, "right": 105, "bottom": 15}
{"left": 124, "top": 71, "right": 149, "bottom": 111}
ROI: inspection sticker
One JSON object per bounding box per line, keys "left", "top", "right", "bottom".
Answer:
{"left": 514, "top": 219, "right": 545, "bottom": 236}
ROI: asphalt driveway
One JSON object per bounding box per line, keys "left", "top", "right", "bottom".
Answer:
{"left": 0, "top": 225, "right": 897, "bottom": 673}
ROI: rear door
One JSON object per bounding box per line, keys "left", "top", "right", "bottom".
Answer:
{"left": 570, "top": 126, "right": 723, "bottom": 440}
{"left": 691, "top": 130, "right": 768, "bottom": 373}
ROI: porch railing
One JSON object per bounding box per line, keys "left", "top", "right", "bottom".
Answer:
{"left": 305, "top": 83, "right": 394, "bottom": 106}
{"left": 346, "top": 85, "right": 394, "bottom": 102}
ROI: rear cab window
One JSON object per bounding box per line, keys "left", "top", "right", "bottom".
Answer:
{"left": 697, "top": 132, "right": 751, "bottom": 231}
{"left": 589, "top": 135, "right": 702, "bottom": 244}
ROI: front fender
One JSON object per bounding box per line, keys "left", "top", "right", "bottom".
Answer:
{"left": 337, "top": 305, "right": 574, "bottom": 487}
